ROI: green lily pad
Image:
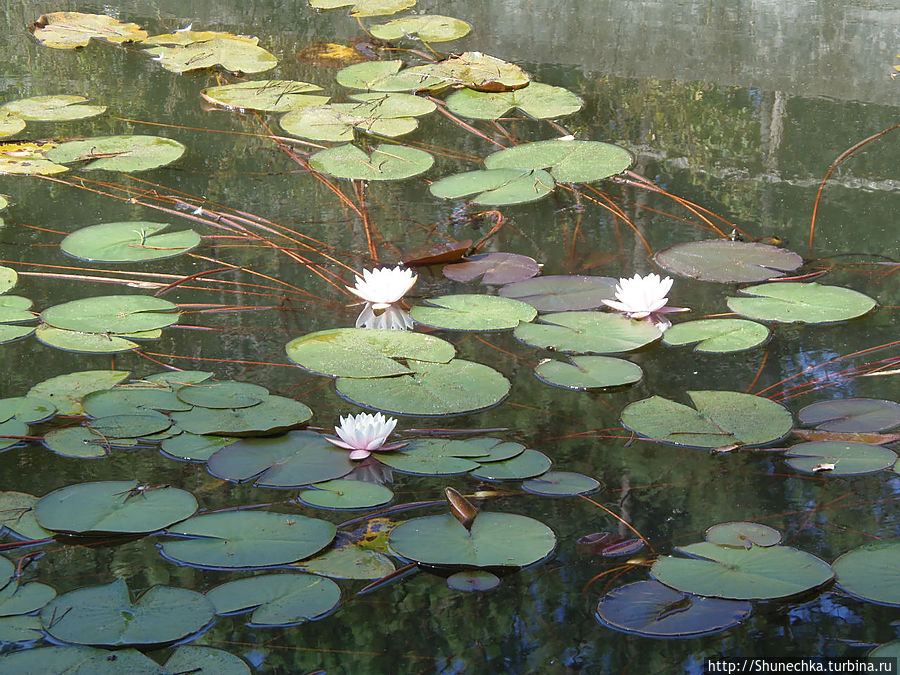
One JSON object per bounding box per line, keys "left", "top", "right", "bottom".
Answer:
{"left": 389, "top": 512, "right": 556, "bottom": 567}
{"left": 297, "top": 479, "right": 393, "bottom": 510}
{"left": 411, "top": 294, "right": 536, "bottom": 331}
{"left": 727, "top": 283, "right": 877, "bottom": 324}
{"left": 46, "top": 135, "right": 186, "bottom": 172}
{"left": 446, "top": 82, "right": 583, "bottom": 120}
{"left": 0, "top": 580, "right": 56, "bottom": 616}
{"left": 145, "top": 370, "right": 214, "bottom": 386}
{"left": 42, "top": 426, "right": 113, "bottom": 459}
{"left": 0, "top": 419, "right": 28, "bottom": 451}
{"left": 447, "top": 570, "right": 501, "bottom": 592}
{"left": 281, "top": 94, "right": 435, "bottom": 142}
{"left": 61, "top": 221, "right": 201, "bottom": 263}
{"left": 0, "top": 296, "right": 34, "bottom": 323}
{"left": 175, "top": 381, "right": 269, "bottom": 409}
{"left": 0, "top": 556, "right": 14, "bottom": 587}
{"left": 595, "top": 580, "right": 752, "bottom": 638}
{"left": 499, "top": 275, "right": 617, "bottom": 311}
{"left": 309, "top": 0, "right": 416, "bottom": 18}
{"left": 207, "top": 431, "right": 355, "bottom": 487}
{"left": 651, "top": 542, "right": 833, "bottom": 600}
{"left": 336, "top": 60, "right": 418, "bottom": 91}
{"left": 0, "top": 615, "right": 42, "bottom": 643}
{"left": 0, "top": 324, "right": 34, "bottom": 343}
{"left": 143, "top": 35, "right": 278, "bottom": 74}
{"left": 41, "top": 578, "right": 214, "bottom": 646}
{"left": 376, "top": 438, "right": 495, "bottom": 475}
{"left": 297, "top": 530, "right": 396, "bottom": 580}
{"left": 534, "top": 355, "right": 643, "bottom": 390}
{"left": 705, "top": 522, "right": 782, "bottom": 548}
{"left": 0, "top": 111, "right": 26, "bottom": 139}
{"left": 286, "top": 328, "right": 454, "bottom": 378}
{"left": 515, "top": 311, "right": 661, "bottom": 354}
{"left": 35, "top": 480, "right": 197, "bottom": 535}
{"left": 485, "top": 139, "right": 632, "bottom": 183}
{"left": 620, "top": 390, "right": 793, "bottom": 448}
{"left": 83, "top": 386, "right": 191, "bottom": 417}
{"left": 86, "top": 412, "right": 171, "bottom": 438}
{"left": 169, "top": 395, "right": 312, "bottom": 436}
{"left": 35, "top": 325, "right": 144, "bottom": 354}
{"left": 464, "top": 437, "right": 527, "bottom": 462}
{"left": 0, "top": 645, "right": 160, "bottom": 672}
{"left": 201, "top": 80, "right": 328, "bottom": 112}
{"left": 655, "top": 240, "right": 804, "bottom": 283}
{"left": 833, "top": 539, "right": 900, "bottom": 607}
{"left": 521, "top": 471, "right": 600, "bottom": 496}
{"left": 0, "top": 491, "right": 53, "bottom": 540}
{"left": 663, "top": 319, "right": 770, "bottom": 353}
{"left": 784, "top": 441, "right": 898, "bottom": 475}
{"left": 404, "top": 52, "right": 530, "bottom": 92}
{"left": 0, "top": 266, "right": 17, "bottom": 294}
{"left": 370, "top": 15, "right": 471, "bottom": 42}
{"left": 160, "top": 433, "right": 237, "bottom": 462}
{"left": 31, "top": 12, "right": 148, "bottom": 49}
{"left": 0, "top": 396, "right": 55, "bottom": 423}
{"left": 429, "top": 168, "right": 555, "bottom": 206}
{"left": 469, "top": 449, "right": 552, "bottom": 481}
{"left": 0, "top": 152, "right": 67, "bottom": 176}
{"left": 442, "top": 252, "right": 540, "bottom": 285}
{"left": 160, "top": 510, "right": 336, "bottom": 568}
{"left": 336, "top": 358, "right": 510, "bottom": 416}
{"left": 42, "top": 295, "right": 178, "bottom": 335}
{"left": 798, "top": 398, "right": 900, "bottom": 433}
{"left": 28, "top": 370, "right": 130, "bottom": 415}
{"left": 206, "top": 573, "right": 340, "bottom": 626}
{"left": 309, "top": 143, "right": 433, "bottom": 181}
{"left": 869, "top": 641, "right": 900, "bottom": 661}
{"left": 162, "top": 646, "right": 251, "bottom": 675}
{"left": 0, "top": 95, "right": 106, "bottom": 122}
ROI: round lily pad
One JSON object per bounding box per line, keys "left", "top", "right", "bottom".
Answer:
{"left": 521, "top": 471, "right": 600, "bottom": 496}
{"left": 798, "top": 398, "right": 900, "bottom": 433}
{"left": 0, "top": 556, "right": 14, "bottom": 586}
{"left": 35, "top": 480, "right": 197, "bottom": 535}
{"left": 833, "top": 539, "right": 900, "bottom": 607}
{"left": 870, "top": 641, "right": 900, "bottom": 661}
{"left": 0, "top": 580, "right": 56, "bottom": 617}
{"left": 0, "top": 491, "right": 52, "bottom": 540}
{"left": 61, "top": 221, "right": 200, "bottom": 263}
{"left": 0, "top": 615, "right": 43, "bottom": 644}
{"left": 309, "top": 0, "right": 416, "bottom": 18}
{"left": 145, "top": 370, "right": 214, "bottom": 385}
{"left": 376, "top": 438, "right": 507, "bottom": 476}
{"left": 651, "top": 542, "right": 833, "bottom": 600}
{"left": 429, "top": 168, "right": 555, "bottom": 206}
{"left": 41, "top": 578, "right": 214, "bottom": 646}
{"left": 446, "top": 82, "right": 583, "bottom": 120}
{"left": 86, "top": 412, "right": 171, "bottom": 438}
{"left": 286, "top": 328, "right": 455, "bottom": 379}
{"left": 42, "top": 426, "right": 112, "bottom": 459}
{"left": 0, "top": 95, "right": 106, "bottom": 122}
{"left": 161, "top": 510, "right": 336, "bottom": 568}
{"left": 705, "top": 522, "right": 782, "bottom": 548}
{"left": 727, "top": 283, "right": 877, "bottom": 324}
{"left": 27, "top": 370, "right": 130, "bottom": 415}
{"left": 162, "top": 646, "right": 251, "bottom": 675}
{"left": 534, "top": 355, "right": 643, "bottom": 390}
{"left": 0, "top": 645, "right": 160, "bottom": 671}
{"left": 161, "top": 433, "right": 237, "bottom": 462}
{"left": 41, "top": 295, "right": 178, "bottom": 334}
{"left": 309, "top": 143, "right": 433, "bottom": 181}
{"left": 0, "top": 296, "right": 34, "bottom": 324}
{"left": 620, "top": 390, "right": 793, "bottom": 448}
{"left": 0, "top": 324, "right": 34, "bottom": 344}
{"left": 0, "top": 266, "right": 18, "bottom": 294}
{"left": 499, "top": 275, "right": 617, "bottom": 311}
{"left": 297, "top": 531, "right": 396, "bottom": 580}
{"left": 201, "top": 80, "right": 328, "bottom": 112}
{"left": 143, "top": 35, "right": 278, "bottom": 74}
{"left": 34, "top": 325, "right": 142, "bottom": 354}
{"left": 485, "top": 139, "right": 632, "bottom": 184}
{"left": 595, "top": 580, "right": 752, "bottom": 638}
{"left": 336, "top": 359, "right": 510, "bottom": 417}
{"left": 0, "top": 111, "right": 26, "bottom": 139}
{"left": 447, "top": 570, "right": 501, "bottom": 592}
{"left": 369, "top": 15, "right": 471, "bottom": 42}
{"left": 662, "top": 319, "right": 770, "bottom": 353}
{"left": 389, "top": 512, "right": 556, "bottom": 567}
{"left": 169, "top": 395, "right": 312, "bottom": 436}
{"left": 0, "top": 396, "right": 55, "bottom": 424}
{"left": 175, "top": 381, "right": 268, "bottom": 409}
{"left": 655, "top": 240, "right": 803, "bottom": 283}
{"left": 47, "top": 135, "right": 186, "bottom": 172}
{"left": 0, "top": 419, "right": 29, "bottom": 451}
{"left": 82, "top": 387, "right": 191, "bottom": 417}
{"left": 411, "top": 294, "right": 536, "bottom": 331}
{"left": 784, "top": 441, "right": 897, "bottom": 476}
{"left": 206, "top": 573, "right": 340, "bottom": 626}
{"left": 443, "top": 252, "right": 540, "bottom": 285}
{"left": 515, "top": 311, "right": 661, "bottom": 354}
{"left": 297, "top": 480, "right": 393, "bottom": 510}
{"left": 405, "top": 52, "right": 531, "bottom": 92}
{"left": 31, "top": 12, "right": 148, "bottom": 49}
{"left": 468, "top": 449, "right": 552, "bottom": 481}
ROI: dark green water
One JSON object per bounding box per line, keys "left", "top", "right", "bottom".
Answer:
{"left": 0, "top": 1, "right": 898, "bottom": 673}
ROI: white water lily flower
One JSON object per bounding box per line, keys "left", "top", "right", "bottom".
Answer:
{"left": 347, "top": 266, "right": 417, "bottom": 309}
{"left": 326, "top": 412, "right": 405, "bottom": 460}
{"left": 356, "top": 303, "right": 414, "bottom": 330}
{"left": 602, "top": 272, "right": 688, "bottom": 331}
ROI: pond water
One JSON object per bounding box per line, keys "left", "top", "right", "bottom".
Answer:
{"left": 0, "top": 1, "right": 898, "bottom": 673}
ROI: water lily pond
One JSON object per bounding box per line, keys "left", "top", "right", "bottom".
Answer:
{"left": 0, "top": 1, "right": 898, "bottom": 672}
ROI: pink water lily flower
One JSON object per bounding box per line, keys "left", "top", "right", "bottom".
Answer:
{"left": 326, "top": 412, "right": 406, "bottom": 460}
{"left": 602, "top": 273, "right": 689, "bottom": 331}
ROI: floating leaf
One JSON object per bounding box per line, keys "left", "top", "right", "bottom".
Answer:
{"left": 175, "top": 381, "right": 269, "bottom": 409}
{"left": 297, "top": 479, "right": 393, "bottom": 510}
{"left": 447, "top": 570, "right": 500, "bottom": 592}
{"left": 0, "top": 95, "right": 105, "bottom": 121}
{"left": 870, "top": 641, "right": 900, "bottom": 661}
{"left": 499, "top": 275, "right": 616, "bottom": 311}
{"left": 663, "top": 319, "right": 770, "bottom": 353}
{"left": 514, "top": 311, "right": 661, "bottom": 354}
{"left": 0, "top": 646, "right": 159, "bottom": 672}
{"left": 389, "top": 512, "right": 556, "bottom": 567}
{"left": 61, "top": 221, "right": 201, "bottom": 263}
{"left": 144, "top": 36, "right": 278, "bottom": 74}
{"left": 42, "top": 426, "right": 113, "bottom": 459}
{"left": 833, "top": 539, "right": 900, "bottom": 607}
{"left": 798, "top": 398, "right": 900, "bottom": 433}
{"left": 595, "top": 580, "right": 752, "bottom": 638}
{"left": 31, "top": 12, "right": 148, "bottom": 49}
{"left": 82, "top": 386, "right": 191, "bottom": 417}
{"left": 727, "top": 283, "right": 876, "bottom": 323}
{"left": 0, "top": 580, "right": 56, "bottom": 617}
{"left": 0, "top": 491, "right": 52, "bottom": 540}
{"left": 201, "top": 80, "right": 329, "bottom": 112}
{"left": 443, "top": 252, "right": 540, "bottom": 285}
{"left": 655, "top": 240, "right": 803, "bottom": 283}
{"left": 411, "top": 294, "right": 536, "bottom": 331}
{"left": 145, "top": 370, "right": 214, "bottom": 386}
{"left": 620, "top": 390, "right": 793, "bottom": 448}
{"left": 169, "top": 395, "right": 312, "bottom": 436}
{"left": 35, "top": 324, "right": 145, "bottom": 354}
{"left": 534, "top": 355, "right": 643, "bottom": 390}
{"left": 651, "top": 542, "right": 833, "bottom": 600}
{"left": 297, "top": 528, "right": 396, "bottom": 580}
{"left": 0, "top": 296, "right": 34, "bottom": 324}
{"left": 160, "top": 433, "right": 237, "bottom": 462}
{"left": 485, "top": 139, "right": 632, "bottom": 183}
{"left": 0, "top": 111, "right": 26, "bottom": 139}
{"left": 705, "top": 522, "right": 782, "bottom": 548}
{"left": 468, "top": 449, "right": 551, "bottom": 481}
{"left": 429, "top": 168, "right": 555, "bottom": 206}
{"left": 41, "top": 295, "right": 178, "bottom": 335}
{"left": 0, "top": 396, "right": 53, "bottom": 424}
{"left": 206, "top": 573, "right": 340, "bottom": 626}
{"left": 784, "top": 441, "right": 897, "bottom": 476}
{"left": 370, "top": 15, "right": 470, "bottom": 42}
{"left": 0, "top": 325, "right": 33, "bottom": 344}
{"left": 28, "top": 370, "right": 130, "bottom": 415}
{"left": 0, "top": 140, "right": 68, "bottom": 175}
{"left": 0, "top": 615, "right": 42, "bottom": 643}
{"left": 162, "top": 646, "right": 251, "bottom": 675}
{"left": 46, "top": 135, "right": 186, "bottom": 172}
{"left": 336, "top": 358, "right": 510, "bottom": 416}
{"left": 86, "top": 412, "right": 171, "bottom": 438}
{"left": 286, "top": 328, "right": 454, "bottom": 378}
{"left": 521, "top": 471, "right": 600, "bottom": 496}
{"left": 308, "top": 0, "right": 417, "bottom": 18}
{"left": 376, "top": 437, "right": 502, "bottom": 475}
{"left": 160, "top": 510, "right": 336, "bottom": 569}
{"left": 35, "top": 480, "right": 197, "bottom": 535}
{"left": 281, "top": 94, "right": 435, "bottom": 142}
{"left": 309, "top": 143, "right": 433, "bottom": 181}
{"left": 41, "top": 578, "right": 214, "bottom": 646}
{"left": 0, "top": 267, "right": 16, "bottom": 294}
{"left": 0, "top": 419, "right": 29, "bottom": 451}
{"left": 446, "top": 82, "right": 583, "bottom": 120}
